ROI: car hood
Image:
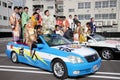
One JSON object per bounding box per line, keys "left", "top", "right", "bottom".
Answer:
{"left": 52, "top": 44, "right": 96, "bottom": 57}
{"left": 89, "top": 40, "right": 120, "bottom": 48}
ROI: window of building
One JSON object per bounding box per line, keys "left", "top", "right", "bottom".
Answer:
{"left": 3, "top": 16, "right": 7, "bottom": 20}
{"left": 78, "top": 2, "right": 84, "bottom": 9}
{"left": 69, "top": 9, "right": 75, "bottom": 12}
{"left": 110, "top": 0, "right": 117, "bottom": 7}
{"left": 0, "top": 15, "right": 2, "bottom": 20}
{"left": 109, "top": 13, "right": 116, "bottom": 19}
{"left": 95, "top": 2, "right": 102, "bottom": 8}
{"left": 95, "top": 14, "right": 102, "bottom": 19}
{"left": 102, "top": 1, "right": 109, "bottom": 8}
{"left": 2, "top": 2, "right": 7, "bottom": 7}
{"left": 85, "top": 2, "right": 91, "bottom": 8}
{"left": 78, "top": 14, "right": 91, "bottom": 20}
{"left": 0, "top": 1, "right": 1, "bottom": 6}
{"left": 47, "top": 6, "right": 54, "bottom": 9}
{"left": 33, "top": 5, "right": 44, "bottom": 11}
{"left": 102, "top": 14, "right": 109, "bottom": 19}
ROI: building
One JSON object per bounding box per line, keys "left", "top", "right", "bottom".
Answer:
{"left": 25, "top": 0, "right": 56, "bottom": 16}
{"left": 0, "top": 0, "right": 13, "bottom": 32}
{"left": 63, "top": 0, "right": 120, "bottom": 32}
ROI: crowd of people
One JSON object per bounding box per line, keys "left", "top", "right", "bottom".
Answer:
{"left": 9, "top": 6, "right": 96, "bottom": 55}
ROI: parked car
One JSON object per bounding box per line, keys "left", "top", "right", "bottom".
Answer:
{"left": 6, "top": 34, "right": 101, "bottom": 79}
{"left": 82, "top": 34, "right": 120, "bottom": 60}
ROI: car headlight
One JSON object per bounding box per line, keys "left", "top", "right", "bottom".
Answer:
{"left": 68, "top": 56, "right": 84, "bottom": 64}
{"left": 116, "top": 45, "right": 120, "bottom": 50}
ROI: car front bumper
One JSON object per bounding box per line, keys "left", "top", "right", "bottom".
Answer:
{"left": 66, "top": 58, "right": 101, "bottom": 77}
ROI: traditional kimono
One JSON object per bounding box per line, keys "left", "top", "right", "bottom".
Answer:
{"left": 9, "top": 12, "right": 20, "bottom": 42}
{"left": 24, "top": 16, "right": 37, "bottom": 45}
{"left": 42, "top": 15, "right": 55, "bottom": 34}
{"left": 22, "top": 12, "right": 30, "bottom": 38}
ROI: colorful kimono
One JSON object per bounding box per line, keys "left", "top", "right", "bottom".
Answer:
{"left": 9, "top": 13, "right": 20, "bottom": 42}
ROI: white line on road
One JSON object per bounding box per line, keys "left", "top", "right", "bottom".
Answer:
{"left": 0, "top": 65, "right": 120, "bottom": 79}
{"left": 89, "top": 75, "right": 120, "bottom": 80}
{"left": 0, "top": 68, "right": 52, "bottom": 74}
{"left": 0, "top": 65, "right": 39, "bottom": 70}
{"left": 96, "top": 72, "right": 120, "bottom": 76}
{"left": 0, "top": 54, "right": 6, "bottom": 57}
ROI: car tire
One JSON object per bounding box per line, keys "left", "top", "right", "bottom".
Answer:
{"left": 11, "top": 52, "right": 18, "bottom": 63}
{"left": 52, "top": 59, "right": 68, "bottom": 79}
{"left": 100, "top": 48, "right": 113, "bottom": 60}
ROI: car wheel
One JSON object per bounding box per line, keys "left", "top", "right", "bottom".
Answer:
{"left": 11, "top": 52, "right": 18, "bottom": 63}
{"left": 52, "top": 59, "right": 68, "bottom": 79}
{"left": 101, "top": 48, "right": 113, "bottom": 60}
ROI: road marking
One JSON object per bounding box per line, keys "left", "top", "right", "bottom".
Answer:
{"left": 0, "top": 68, "right": 52, "bottom": 74}
{"left": 0, "top": 65, "right": 120, "bottom": 80}
{"left": 96, "top": 72, "right": 120, "bottom": 76}
{"left": 0, "top": 54, "right": 6, "bottom": 57}
{"left": 102, "top": 60, "right": 120, "bottom": 62}
{"left": 0, "top": 65, "right": 39, "bottom": 70}
{"left": 89, "top": 75, "right": 120, "bottom": 80}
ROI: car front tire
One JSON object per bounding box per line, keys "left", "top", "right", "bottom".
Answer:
{"left": 11, "top": 52, "right": 18, "bottom": 63}
{"left": 101, "top": 48, "right": 113, "bottom": 60}
{"left": 52, "top": 59, "right": 68, "bottom": 79}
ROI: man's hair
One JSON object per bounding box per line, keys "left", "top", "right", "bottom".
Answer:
{"left": 86, "top": 22, "right": 90, "bottom": 25}
{"left": 24, "top": 7, "right": 29, "bottom": 10}
{"left": 14, "top": 6, "right": 18, "bottom": 10}
{"left": 19, "top": 6, "right": 23, "bottom": 10}
{"left": 35, "top": 8, "right": 40, "bottom": 12}
{"left": 32, "top": 12, "right": 38, "bottom": 16}
{"left": 44, "top": 10, "right": 49, "bottom": 15}
{"left": 69, "top": 15, "right": 72, "bottom": 17}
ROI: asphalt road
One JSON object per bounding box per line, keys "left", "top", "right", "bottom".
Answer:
{"left": 0, "top": 38, "right": 120, "bottom": 80}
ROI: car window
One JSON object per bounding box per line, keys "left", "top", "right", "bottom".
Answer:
{"left": 42, "top": 34, "right": 72, "bottom": 46}
{"left": 90, "top": 34, "right": 105, "bottom": 41}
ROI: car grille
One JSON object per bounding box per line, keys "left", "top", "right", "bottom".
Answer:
{"left": 85, "top": 54, "right": 99, "bottom": 62}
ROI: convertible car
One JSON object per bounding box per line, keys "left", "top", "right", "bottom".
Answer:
{"left": 82, "top": 34, "right": 120, "bottom": 60}
{"left": 6, "top": 34, "right": 101, "bottom": 79}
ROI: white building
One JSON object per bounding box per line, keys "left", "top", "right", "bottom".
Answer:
{"left": 63, "top": 0, "right": 120, "bottom": 32}
{"left": 0, "top": 0, "right": 13, "bottom": 32}
{"left": 25, "top": 0, "right": 56, "bottom": 16}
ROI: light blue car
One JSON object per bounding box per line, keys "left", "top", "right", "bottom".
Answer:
{"left": 6, "top": 34, "right": 101, "bottom": 79}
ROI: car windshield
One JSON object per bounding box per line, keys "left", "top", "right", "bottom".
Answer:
{"left": 42, "top": 34, "right": 72, "bottom": 46}
{"left": 90, "top": 34, "right": 106, "bottom": 41}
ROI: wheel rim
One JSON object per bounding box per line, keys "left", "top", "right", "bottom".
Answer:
{"left": 12, "top": 53, "right": 17, "bottom": 62}
{"left": 53, "top": 62, "right": 64, "bottom": 77}
{"left": 102, "top": 50, "right": 112, "bottom": 59}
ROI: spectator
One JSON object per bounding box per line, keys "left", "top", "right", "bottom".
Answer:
{"left": 85, "top": 22, "right": 91, "bottom": 35}
{"left": 18, "top": 7, "right": 23, "bottom": 18}
{"left": 22, "top": 7, "right": 30, "bottom": 39}
{"left": 35, "top": 8, "right": 42, "bottom": 25}
{"left": 18, "top": 7, "right": 23, "bottom": 39}
{"left": 54, "top": 25, "right": 64, "bottom": 36}
{"left": 56, "top": 16, "right": 63, "bottom": 28}
{"left": 63, "top": 16, "right": 70, "bottom": 32}
{"left": 42, "top": 10, "right": 55, "bottom": 34}
{"left": 79, "top": 28, "right": 87, "bottom": 43}
{"left": 9, "top": 6, "right": 21, "bottom": 42}
{"left": 76, "top": 22, "right": 82, "bottom": 37}
{"left": 89, "top": 17, "right": 96, "bottom": 34}
{"left": 73, "top": 15, "right": 80, "bottom": 30}
{"left": 63, "top": 27, "right": 73, "bottom": 41}
{"left": 68, "top": 15, "right": 74, "bottom": 31}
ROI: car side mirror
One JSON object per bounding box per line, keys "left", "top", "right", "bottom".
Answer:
{"left": 37, "top": 44, "right": 44, "bottom": 49}
{"left": 88, "top": 39, "right": 94, "bottom": 43}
